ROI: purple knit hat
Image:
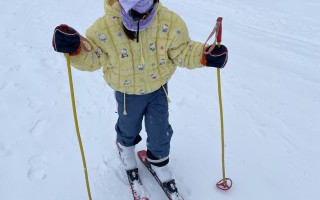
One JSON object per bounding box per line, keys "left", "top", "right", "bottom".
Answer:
{"left": 120, "top": 0, "right": 154, "bottom": 12}
{"left": 120, "top": 0, "right": 157, "bottom": 31}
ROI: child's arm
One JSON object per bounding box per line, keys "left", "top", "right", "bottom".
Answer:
{"left": 167, "top": 14, "right": 204, "bottom": 69}
{"left": 70, "top": 27, "right": 108, "bottom": 72}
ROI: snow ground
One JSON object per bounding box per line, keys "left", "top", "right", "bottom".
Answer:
{"left": 0, "top": 0, "right": 319, "bottom": 199}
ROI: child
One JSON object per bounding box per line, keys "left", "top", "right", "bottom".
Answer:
{"left": 52, "top": 0, "right": 228, "bottom": 196}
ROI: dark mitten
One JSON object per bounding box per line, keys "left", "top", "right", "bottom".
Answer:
{"left": 201, "top": 45, "right": 228, "bottom": 68}
{"left": 52, "top": 24, "right": 80, "bottom": 54}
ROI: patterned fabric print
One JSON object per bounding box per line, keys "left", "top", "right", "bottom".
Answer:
{"left": 96, "top": 48, "right": 103, "bottom": 58}
{"left": 121, "top": 48, "right": 128, "bottom": 58}
{"left": 161, "top": 24, "right": 169, "bottom": 33}
{"left": 150, "top": 74, "right": 158, "bottom": 80}
{"left": 137, "top": 64, "right": 144, "bottom": 71}
{"left": 149, "top": 43, "right": 156, "bottom": 52}
{"left": 159, "top": 58, "right": 166, "bottom": 66}
{"left": 124, "top": 80, "right": 131, "bottom": 86}
{"left": 99, "top": 33, "right": 107, "bottom": 43}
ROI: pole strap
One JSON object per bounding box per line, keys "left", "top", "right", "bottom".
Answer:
{"left": 202, "top": 17, "right": 223, "bottom": 54}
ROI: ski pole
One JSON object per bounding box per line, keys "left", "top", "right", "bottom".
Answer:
{"left": 65, "top": 53, "right": 93, "bottom": 200}
{"left": 215, "top": 17, "right": 232, "bottom": 191}
{"left": 202, "top": 17, "right": 232, "bottom": 191}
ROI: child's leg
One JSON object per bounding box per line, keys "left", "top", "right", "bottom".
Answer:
{"left": 115, "top": 91, "right": 147, "bottom": 147}
{"left": 144, "top": 85, "right": 173, "bottom": 167}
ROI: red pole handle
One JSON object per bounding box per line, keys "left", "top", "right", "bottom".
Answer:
{"left": 216, "top": 17, "right": 223, "bottom": 45}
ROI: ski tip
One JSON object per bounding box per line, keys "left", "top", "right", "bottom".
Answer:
{"left": 137, "top": 150, "right": 147, "bottom": 157}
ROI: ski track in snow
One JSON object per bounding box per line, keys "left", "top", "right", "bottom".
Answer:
{"left": 1, "top": 0, "right": 320, "bottom": 200}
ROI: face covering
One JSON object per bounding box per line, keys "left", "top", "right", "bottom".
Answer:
{"left": 120, "top": 0, "right": 157, "bottom": 32}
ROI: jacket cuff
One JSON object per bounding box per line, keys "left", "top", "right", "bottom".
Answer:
{"left": 200, "top": 45, "right": 210, "bottom": 66}
{"left": 201, "top": 52, "right": 207, "bottom": 66}
{"left": 70, "top": 46, "right": 82, "bottom": 56}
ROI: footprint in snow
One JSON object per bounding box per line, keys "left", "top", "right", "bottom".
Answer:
{"left": 29, "top": 119, "right": 48, "bottom": 136}
{"left": 0, "top": 82, "right": 7, "bottom": 90}
{"left": 27, "top": 97, "right": 43, "bottom": 111}
{"left": 0, "top": 143, "right": 14, "bottom": 157}
{"left": 27, "top": 155, "right": 47, "bottom": 181}
{"left": 103, "top": 156, "right": 128, "bottom": 185}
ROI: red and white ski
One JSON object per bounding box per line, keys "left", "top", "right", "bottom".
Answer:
{"left": 116, "top": 141, "right": 149, "bottom": 200}
{"left": 125, "top": 168, "right": 149, "bottom": 200}
{"left": 137, "top": 150, "right": 184, "bottom": 200}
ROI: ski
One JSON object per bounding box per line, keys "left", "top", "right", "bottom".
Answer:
{"left": 116, "top": 141, "right": 149, "bottom": 200}
{"left": 137, "top": 150, "right": 184, "bottom": 200}
{"left": 125, "top": 168, "right": 149, "bottom": 200}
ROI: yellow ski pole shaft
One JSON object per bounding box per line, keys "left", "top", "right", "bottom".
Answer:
{"left": 217, "top": 67, "right": 226, "bottom": 184}
{"left": 65, "top": 53, "right": 93, "bottom": 200}
{"left": 216, "top": 57, "right": 232, "bottom": 190}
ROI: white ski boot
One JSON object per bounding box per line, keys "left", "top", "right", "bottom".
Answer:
{"left": 116, "top": 141, "right": 137, "bottom": 170}
{"left": 151, "top": 164, "right": 173, "bottom": 183}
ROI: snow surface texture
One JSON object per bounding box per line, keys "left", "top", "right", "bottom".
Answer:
{"left": 1, "top": 0, "right": 319, "bottom": 199}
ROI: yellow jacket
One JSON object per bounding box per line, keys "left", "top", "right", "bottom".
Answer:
{"left": 71, "top": 0, "right": 204, "bottom": 95}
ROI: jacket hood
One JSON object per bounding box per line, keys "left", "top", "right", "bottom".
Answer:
{"left": 104, "top": 0, "right": 122, "bottom": 16}
{"left": 104, "top": 0, "right": 161, "bottom": 17}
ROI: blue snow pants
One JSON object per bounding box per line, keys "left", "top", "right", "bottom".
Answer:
{"left": 115, "top": 84, "right": 173, "bottom": 166}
